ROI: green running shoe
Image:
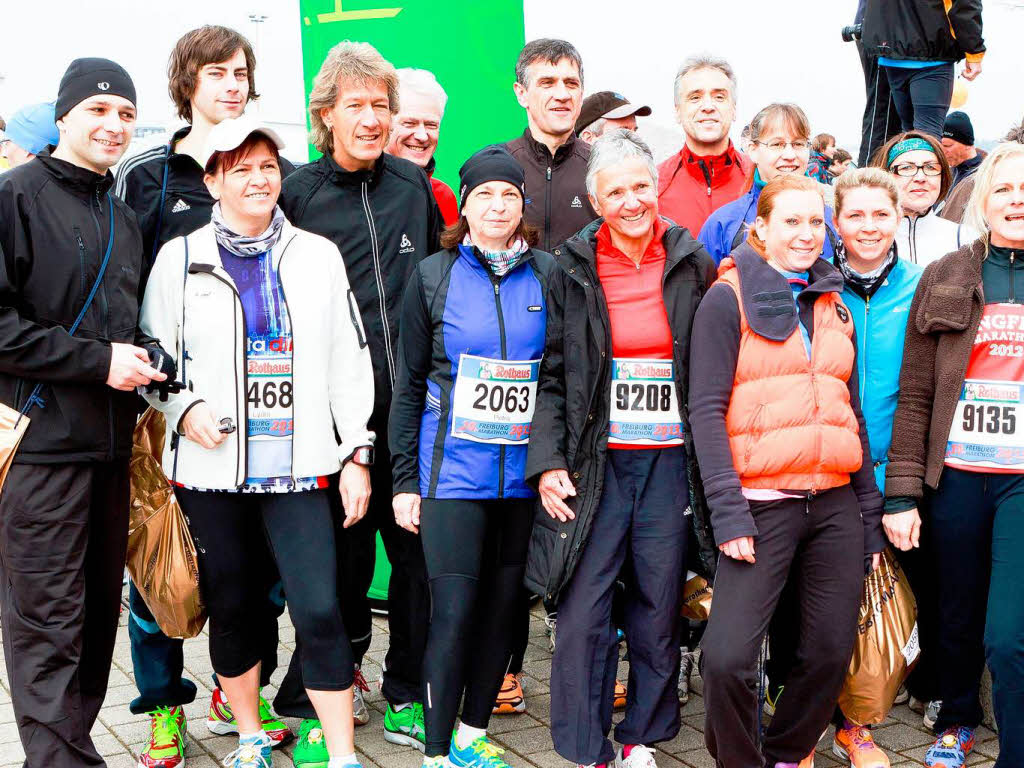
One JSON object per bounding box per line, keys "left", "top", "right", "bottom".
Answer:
{"left": 137, "top": 705, "right": 187, "bottom": 768}
{"left": 206, "top": 687, "right": 293, "bottom": 747}
{"left": 293, "top": 719, "right": 329, "bottom": 768}
{"left": 383, "top": 702, "right": 426, "bottom": 752}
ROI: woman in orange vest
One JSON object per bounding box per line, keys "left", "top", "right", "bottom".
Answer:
{"left": 688, "top": 174, "right": 884, "bottom": 768}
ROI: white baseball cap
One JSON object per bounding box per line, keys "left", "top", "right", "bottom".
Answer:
{"left": 202, "top": 115, "right": 285, "bottom": 171}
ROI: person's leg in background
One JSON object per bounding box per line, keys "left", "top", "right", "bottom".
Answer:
{"left": 0, "top": 462, "right": 125, "bottom": 768}
{"left": 613, "top": 447, "right": 688, "bottom": 752}
{"left": 418, "top": 499, "right": 491, "bottom": 758}
{"left": 904, "top": 63, "right": 955, "bottom": 139}
{"left": 549, "top": 451, "right": 632, "bottom": 766}
{"left": 762, "top": 485, "right": 863, "bottom": 766}
{"left": 458, "top": 499, "right": 534, "bottom": 741}
{"left": 982, "top": 475, "right": 1024, "bottom": 768}
{"left": 884, "top": 66, "right": 917, "bottom": 133}
{"left": 857, "top": 42, "right": 903, "bottom": 166}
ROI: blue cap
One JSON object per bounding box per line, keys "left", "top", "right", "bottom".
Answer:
{"left": 5, "top": 102, "right": 59, "bottom": 155}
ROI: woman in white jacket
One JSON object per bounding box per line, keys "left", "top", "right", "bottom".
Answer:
{"left": 140, "top": 117, "right": 374, "bottom": 768}
{"left": 873, "top": 130, "right": 976, "bottom": 266}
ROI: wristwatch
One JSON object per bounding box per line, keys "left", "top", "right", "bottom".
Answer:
{"left": 345, "top": 445, "right": 375, "bottom": 467}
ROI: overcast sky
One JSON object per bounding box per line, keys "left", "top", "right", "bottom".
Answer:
{"left": 3, "top": 0, "right": 1022, "bottom": 162}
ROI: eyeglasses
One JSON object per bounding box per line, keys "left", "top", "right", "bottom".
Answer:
{"left": 753, "top": 139, "right": 811, "bottom": 153}
{"left": 890, "top": 161, "right": 943, "bottom": 178}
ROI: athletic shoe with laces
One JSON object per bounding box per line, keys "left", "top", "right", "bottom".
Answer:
{"left": 293, "top": 719, "right": 329, "bottom": 768}
{"left": 421, "top": 757, "right": 446, "bottom": 768}
{"left": 137, "top": 705, "right": 187, "bottom": 768}
{"left": 492, "top": 673, "right": 526, "bottom": 714}
{"left": 220, "top": 733, "right": 272, "bottom": 768}
{"left": 924, "top": 726, "right": 975, "bottom": 767}
{"left": 612, "top": 680, "right": 627, "bottom": 710}
{"left": 616, "top": 744, "right": 658, "bottom": 768}
{"left": 353, "top": 665, "right": 371, "bottom": 726}
{"left": 383, "top": 702, "right": 426, "bottom": 751}
{"left": 206, "top": 687, "right": 293, "bottom": 747}
{"left": 448, "top": 733, "right": 512, "bottom": 768}
{"left": 833, "top": 720, "right": 890, "bottom": 767}
{"left": 923, "top": 699, "right": 943, "bottom": 731}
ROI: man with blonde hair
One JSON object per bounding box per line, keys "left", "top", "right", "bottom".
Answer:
{"left": 278, "top": 40, "right": 441, "bottom": 766}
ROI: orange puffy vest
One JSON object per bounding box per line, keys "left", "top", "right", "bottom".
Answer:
{"left": 717, "top": 262, "right": 863, "bottom": 492}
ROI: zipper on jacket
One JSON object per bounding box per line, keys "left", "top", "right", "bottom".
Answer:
{"left": 74, "top": 228, "right": 87, "bottom": 299}
{"left": 207, "top": 270, "right": 250, "bottom": 488}
{"left": 89, "top": 189, "right": 116, "bottom": 460}
{"left": 545, "top": 166, "right": 553, "bottom": 251}
{"left": 1011, "top": 252, "right": 1016, "bottom": 304}
{"left": 275, "top": 237, "right": 298, "bottom": 488}
{"left": 492, "top": 278, "right": 508, "bottom": 499}
{"left": 698, "top": 159, "right": 712, "bottom": 197}
{"left": 861, "top": 295, "right": 870, "bottom": 407}
{"left": 360, "top": 182, "right": 396, "bottom": 387}
{"left": 907, "top": 217, "right": 918, "bottom": 264}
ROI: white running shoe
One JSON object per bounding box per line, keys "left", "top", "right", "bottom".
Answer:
{"left": 616, "top": 744, "right": 658, "bottom": 768}
{"left": 353, "top": 665, "right": 371, "bottom": 726}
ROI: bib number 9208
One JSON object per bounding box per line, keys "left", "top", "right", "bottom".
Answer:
{"left": 614, "top": 382, "right": 673, "bottom": 412}
{"left": 472, "top": 382, "right": 531, "bottom": 414}
{"left": 961, "top": 403, "right": 1016, "bottom": 435}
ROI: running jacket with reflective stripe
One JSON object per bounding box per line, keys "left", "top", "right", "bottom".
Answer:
{"left": 389, "top": 245, "right": 554, "bottom": 499}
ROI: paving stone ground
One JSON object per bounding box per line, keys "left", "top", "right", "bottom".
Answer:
{"left": 0, "top": 589, "right": 999, "bottom": 767}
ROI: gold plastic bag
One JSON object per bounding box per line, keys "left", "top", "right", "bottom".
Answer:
{"left": 127, "top": 408, "right": 206, "bottom": 639}
{"left": 838, "top": 549, "right": 919, "bottom": 725}
{"left": 0, "top": 402, "right": 30, "bottom": 494}
{"left": 681, "top": 571, "right": 713, "bottom": 621}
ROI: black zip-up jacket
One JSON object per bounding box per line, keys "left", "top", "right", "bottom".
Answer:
{"left": 279, "top": 152, "right": 442, "bottom": 421}
{"left": 505, "top": 129, "right": 597, "bottom": 252}
{"left": 115, "top": 126, "right": 296, "bottom": 266}
{"left": 524, "top": 219, "right": 718, "bottom": 606}
{"left": 0, "top": 151, "right": 157, "bottom": 463}
{"left": 862, "top": 0, "right": 984, "bottom": 63}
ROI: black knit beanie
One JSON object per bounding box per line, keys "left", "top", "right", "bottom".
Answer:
{"left": 458, "top": 145, "right": 526, "bottom": 210}
{"left": 943, "top": 111, "right": 974, "bottom": 146}
{"left": 56, "top": 58, "right": 137, "bottom": 120}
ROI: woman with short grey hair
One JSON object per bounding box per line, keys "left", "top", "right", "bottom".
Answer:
{"left": 527, "top": 128, "right": 716, "bottom": 768}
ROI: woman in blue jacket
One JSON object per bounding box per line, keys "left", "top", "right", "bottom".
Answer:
{"left": 699, "top": 103, "right": 837, "bottom": 265}
{"left": 389, "top": 146, "right": 553, "bottom": 768}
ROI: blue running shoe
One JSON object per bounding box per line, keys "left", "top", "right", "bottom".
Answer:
{"left": 924, "top": 726, "right": 975, "bottom": 767}
{"left": 221, "top": 732, "right": 273, "bottom": 767}
{"left": 448, "top": 734, "right": 510, "bottom": 768}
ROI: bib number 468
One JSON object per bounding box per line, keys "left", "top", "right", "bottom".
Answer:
{"left": 247, "top": 380, "right": 293, "bottom": 409}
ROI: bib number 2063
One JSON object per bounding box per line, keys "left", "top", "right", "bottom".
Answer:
{"left": 472, "top": 382, "right": 531, "bottom": 414}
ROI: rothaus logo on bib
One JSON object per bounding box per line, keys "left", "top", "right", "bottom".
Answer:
{"left": 451, "top": 354, "right": 540, "bottom": 444}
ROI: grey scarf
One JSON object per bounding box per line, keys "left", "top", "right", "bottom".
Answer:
{"left": 212, "top": 202, "right": 286, "bottom": 257}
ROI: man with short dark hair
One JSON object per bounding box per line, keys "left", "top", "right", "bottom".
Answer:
{"left": 505, "top": 38, "right": 596, "bottom": 251}
{"left": 0, "top": 57, "right": 166, "bottom": 768}
{"left": 576, "top": 91, "right": 651, "bottom": 145}
{"left": 116, "top": 25, "right": 295, "bottom": 768}
{"left": 656, "top": 55, "right": 751, "bottom": 236}
{"left": 941, "top": 110, "right": 985, "bottom": 188}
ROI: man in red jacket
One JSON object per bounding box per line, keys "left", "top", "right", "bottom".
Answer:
{"left": 656, "top": 55, "right": 751, "bottom": 235}
{"left": 387, "top": 68, "right": 458, "bottom": 226}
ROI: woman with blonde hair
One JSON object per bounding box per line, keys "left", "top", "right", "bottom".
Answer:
{"left": 886, "top": 142, "right": 1024, "bottom": 768}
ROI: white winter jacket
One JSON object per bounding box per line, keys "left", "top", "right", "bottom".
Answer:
{"left": 139, "top": 220, "right": 375, "bottom": 490}
{"left": 897, "top": 210, "right": 977, "bottom": 267}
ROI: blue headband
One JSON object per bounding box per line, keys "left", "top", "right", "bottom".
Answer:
{"left": 887, "top": 138, "right": 934, "bottom": 167}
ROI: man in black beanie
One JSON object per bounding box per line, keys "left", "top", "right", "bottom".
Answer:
{"left": 0, "top": 57, "right": 167, "bottom": 767}
{"left": 941, "top": 110, "right": 986, "bottom": 188}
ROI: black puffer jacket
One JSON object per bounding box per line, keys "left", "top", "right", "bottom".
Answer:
{"left": 862, "top": 0, "right": 984, "bottom": 63}
{"left": 0, "top": 152, "right": 156, "bottom": 463}
{"left": 524, "top": 219, "right": 718, "bottom": 606}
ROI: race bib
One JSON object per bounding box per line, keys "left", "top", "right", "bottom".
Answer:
{"left": 245, "top": 335, "right": 295, "bottom": 478}
{"left": 451, "top": 355, "right": 540, "bottom": 444}
{"left": 609, "top": 358, "right": 683, "bottom": 446}
{"left": 945, "top": 304, "right": 1024, "bottom": 473}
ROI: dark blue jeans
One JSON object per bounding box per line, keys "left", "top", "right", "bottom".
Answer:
{"left": 550, "top": 446, "right": 688, "bottom": 765}
{"left": 928, "top": 468, "right": 1024, "bottom": 768}
{"left": 884, "top": 63, "right": 955, "bottom": 139}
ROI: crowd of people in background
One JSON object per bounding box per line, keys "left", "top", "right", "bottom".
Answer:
{"left": 2, "top": 2, "right": 1022, "bottom": 768}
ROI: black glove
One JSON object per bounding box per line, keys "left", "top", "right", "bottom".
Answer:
{"left": 141, "top": 345, "right": 184, "bottom": 402}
